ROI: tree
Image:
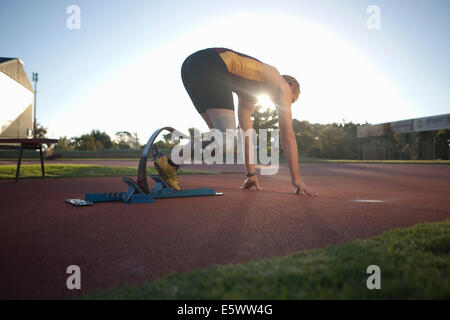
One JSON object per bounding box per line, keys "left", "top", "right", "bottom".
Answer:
{"left": 73, "top": 134, "right": 103, "bottom": 151}
{"left": 34, "top": 122, "right": 47, "bottom": 139}
{"left": 292, "top": 119, "right": 316, "bottom": 158}
{"left": 115, "top": 131, "right": 133, "bottom": 150}
{"left": 251, "top": 105, "right": 278, "bottom": 130}
{"left": 317, "top": 125, "right": 346, "bottom": 159}
{"left": 55, "top": 136, "right": 73, "bottom": 150}
{"left": 114, "top": 131, "right": 140, "bottom": 150}
{"left": 90, "top": 130, "right": 113, "bottom": 149}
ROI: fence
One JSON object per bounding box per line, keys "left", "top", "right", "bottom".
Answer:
{"left": 358, "top": 131, "right": 449, "bottom": 160}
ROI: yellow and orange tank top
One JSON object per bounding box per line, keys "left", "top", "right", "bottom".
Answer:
{"left": 212, "top": 48, "right": 265, "bottom": 83}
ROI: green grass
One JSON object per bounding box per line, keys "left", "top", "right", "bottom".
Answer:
{"left": 0, "top": 164, "right": 216, "bottom": 179}
{"left": 52, "top": 158, "right": 142, "bottom": 161}
{"left": 299, "top": 157, "right": 450, "bottom": 164}
{"left": 81, "top": 220, "right": 450, "bottom": 300}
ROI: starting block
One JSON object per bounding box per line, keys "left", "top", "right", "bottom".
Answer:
{"left": 85, "top": 191, "right": 154, "bottom": 204}
{"left": 82, "top": 127, "right": 223, "bottom": 205}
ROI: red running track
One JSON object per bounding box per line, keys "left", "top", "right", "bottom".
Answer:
{"left": 0, "top": 162, "right": 449, "bottom": 299}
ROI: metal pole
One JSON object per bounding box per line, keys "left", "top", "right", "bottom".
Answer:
{"left": 32, "top": 73, "right": 38, "bottom": 138}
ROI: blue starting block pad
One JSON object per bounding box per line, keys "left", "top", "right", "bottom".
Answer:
{"left": 85, "top": 192, "right": 155, "bottom": 204}
{"left": 151, "top": 186, "right": 217, "bottom": 199}
{"left": 85, "top": 192, "right": 124, "bottom": 202}
{"left": 148, "top": 175, "right": 219, "bottom": 199}
{"left": 84, "top": 175, "right": 222, "bottom": 205}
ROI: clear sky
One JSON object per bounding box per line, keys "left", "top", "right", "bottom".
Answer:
{"left": 1, "top": 0, "right": 449, "bottom": 141}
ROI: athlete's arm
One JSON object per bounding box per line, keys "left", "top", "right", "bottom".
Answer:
{"left": 277, "top": 98, "right": 315, "bottom": 196}
{"left": 263, "top": 65, "right": 315, "bottom": 196}
{"left": 237, "top": 96, "right": 263, "bottom": 190}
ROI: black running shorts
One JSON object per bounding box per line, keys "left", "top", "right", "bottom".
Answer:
{"left": 181, "top": 49, "right": 234, "bottom": 114}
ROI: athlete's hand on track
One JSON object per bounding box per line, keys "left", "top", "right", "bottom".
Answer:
{"left": 292, "top": 179, "right": 316, "bottom": 196}
{"left": 240, "top": 175, "right": 263, "bottom": 190}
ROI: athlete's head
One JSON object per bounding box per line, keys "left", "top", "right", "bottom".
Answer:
{"left": 282, "top": 75, "right": 300, "bottom": 103}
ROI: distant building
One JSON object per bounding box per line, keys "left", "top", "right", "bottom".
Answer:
{"left": 0, "top": 57, "right": 34, "bottom": 138}
{"left": 357, "top": 114, "right": 450, "bottom": 160}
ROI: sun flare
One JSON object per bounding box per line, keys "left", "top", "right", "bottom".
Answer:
{"left": 257, "top": 94, "right": 275, "bottom": 109}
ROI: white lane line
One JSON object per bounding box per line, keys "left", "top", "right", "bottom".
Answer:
{"left": 351, "top": 199, "right": 386, "bottom": 203}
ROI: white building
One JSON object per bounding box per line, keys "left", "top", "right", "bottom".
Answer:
{"left": 0, "top": 57, "right": 34, "bottom": 138}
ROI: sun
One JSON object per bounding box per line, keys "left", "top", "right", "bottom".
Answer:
{"left": 257, "top": 94, "right": 275, "bottom": 109}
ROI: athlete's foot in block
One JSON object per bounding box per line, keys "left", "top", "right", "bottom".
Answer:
{"left": 240, "top": 175, "right": 263, "bottom": 190}
{"left": 154, "top": 155, "right": 181, "bottom": 191}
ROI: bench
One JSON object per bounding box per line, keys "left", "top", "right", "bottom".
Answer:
{"left": 0, "top": 138, "right": 58, "bottom": 182}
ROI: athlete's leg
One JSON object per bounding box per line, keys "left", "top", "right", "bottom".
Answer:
{"left": 180, "top": 49, "right": 239, "bottom": 161}
{"left": 202, "top": 108, "right": 236, "bottom": 158}
{"left": 191, "top": 110, "right": 235, "bottom": 155}
{"left": 204, "top": 108, "right": 236, "bottom": 132}
{"left": 200, "top": 112, "right": 214, "bottom": 130}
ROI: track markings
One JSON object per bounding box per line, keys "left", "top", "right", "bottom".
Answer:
{"left": 351, "top": 199, "right": 386, "bottom": 203}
